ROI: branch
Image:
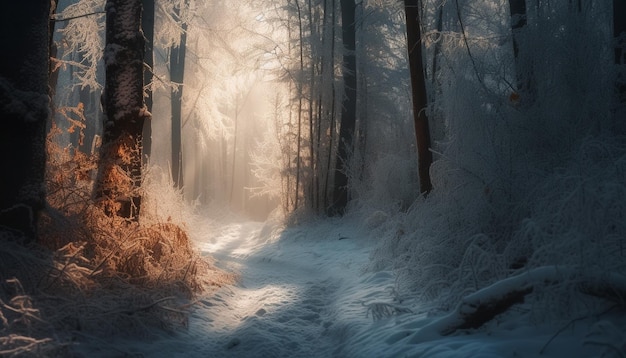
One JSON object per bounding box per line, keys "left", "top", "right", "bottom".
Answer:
{"left": 51, "top": 11, "right": 105, "bottom": 23}
{"left": 118, "top": 296, "right": 178, "bottom": 315}
{"left": 410, "top": 266, "right": 626, "bottom": 344}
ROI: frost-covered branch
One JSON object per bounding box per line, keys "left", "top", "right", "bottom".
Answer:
{"left": 51, "top": 11, "right": 105, "bottom": 22}
{"left": 411, "top": 266, "right": 626, "bottom": 343}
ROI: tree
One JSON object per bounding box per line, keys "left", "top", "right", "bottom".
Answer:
{"left": 404, "top": 0, "right": 433, "bottom": 195}
{"left": 94, "top": 0, "right": 150, "bottom": 220}
{"left": 0, "top": 1, "right": 50, "bottom": 242}
{"left": 508, "top": 0, "right": 532, "bottom": 101}
{"left": 331, "top": 0, "right": 358, "bottom": 215}
{"left": 616, "top": 0, "right": 626, "bottom": 105}
{"left": 142, "top": 0, "right": 155, "bottom": 160}
{"left": 170, "top": 2, "right": 188, "bottom": 189}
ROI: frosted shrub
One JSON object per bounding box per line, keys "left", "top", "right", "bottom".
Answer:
{"left": 518, "top": 136, "right": 626, "bottom": 272}
{"left": 356, "top": 153, "right": 419, "bottom": 212}
{"left": 370, "top": 0, "right": 622, "bottom": 314}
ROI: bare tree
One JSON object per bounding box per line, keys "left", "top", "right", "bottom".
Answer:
{"left": 616, "top": 0, "right": 626, "bottom": 105}
{"left": 170, "top": 2, "right": 188, "bottom": 189}
{"left": 331, "top": 0, "right": 357, "bottom": 215}
{"left": 404, "top": 0, "right": 433, "bottom": 195}
{"left": 509, "top": 0, "right": 533, "bottom": 102}
{"left": 142, "top": 0, "right": 155, "bottom": 160}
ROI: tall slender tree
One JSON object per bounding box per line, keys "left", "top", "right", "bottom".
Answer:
{"left": 404, "top": 0, "right": 433, "bottom": 195}
{"left": 142, "top": 0, "right": 155, "bottom": 160}
{"left": 170, "top": 2, "right": 188, "bottom": 189}
{"left": 331, "top": 0, "right": 357, "bottom": 215}
{"left": 509, "top": 0, "right": 532, "bottom": 101}
{"left": 616, "top": 0, "right": 626, "bottom": 105}
{"left": 0, "top": 0, "right": 51, "bottom": 242}
{"left": 95, "top": 0, "right": 150, "bottom": 220}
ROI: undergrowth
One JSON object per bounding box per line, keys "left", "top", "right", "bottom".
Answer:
{"left": 0, "top": 118, "right": 234, "bottom": 356}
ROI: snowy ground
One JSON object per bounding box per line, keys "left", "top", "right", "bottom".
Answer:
{"left": 74, "top": 214, "right": 625, "bottom": 357}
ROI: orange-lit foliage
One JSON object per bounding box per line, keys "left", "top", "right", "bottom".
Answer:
{"left": 94, "top": 133, "right": 141, "bottom": 218}
{"left": 2, "top": 117, "right": 237, "bottom": 346}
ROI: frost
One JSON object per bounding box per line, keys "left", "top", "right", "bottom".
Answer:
{"left": 56, "top": 0, "right": 105, "bottom": 91}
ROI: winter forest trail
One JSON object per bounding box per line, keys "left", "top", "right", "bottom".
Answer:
{"left": 188, "top": 217, "right": 381, "bottom": 357}
{"left": 190, "top": 223, "right": 367, "bottom": 357}
{"left": 81, "top": 215, "right": 399, "bottom": 357}
{"left": 72, "top": 214, "right": 620, "bottom": 358}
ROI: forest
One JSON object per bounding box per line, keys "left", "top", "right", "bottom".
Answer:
{"left": 1, "top": 0, "right": 625, "bottom": 356}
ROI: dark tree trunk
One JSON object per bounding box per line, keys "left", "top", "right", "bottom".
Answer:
{"left": 95, "top": 0, "right": 149, "bottom": 220}
{"left": 509, "top": 0, "right": 526, "bottom": 61}
{"left": 331, "top": 0, "right": 357, "bottom": 215}
{"left": 404, "top": 0, "right": 433, "bottom": 195}
{"left": 323, "top": 0, "right": 337, "bottom": 211}
{"left": 170, "top": 5, "right": 187, "bottom": 190}
{"left": 49, "top": 1, "right": 59, "bottom": 112}
{"left": 431, "top": 5, "right": 443, "bottom": 88}
{"left": 615, "top": 0, "right": 626, "bottom": 105}
{"left": 0, "top": 0, "right": 50, "bottom": 242}
{"left": 508, "top": 0, "right": 534, "bottom": 103}
{"left": 142, "top": 0, "right": 155, "bottom": 161}
{"left": 294, "top": 0, "right": 304, "bottom": 210}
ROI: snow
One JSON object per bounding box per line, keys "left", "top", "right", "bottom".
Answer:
{"left": 72, "top": 212, "right": 625, "bottom": 357}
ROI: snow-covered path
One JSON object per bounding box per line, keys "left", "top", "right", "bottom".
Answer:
{"left": 74, "top": 215, "right": 621, "bottom": 357}
{"left": 82, "top": 215, "right": 401, "bottom": 357}
{"left": 186, "top": 217, "right": 384, "bottom": 357}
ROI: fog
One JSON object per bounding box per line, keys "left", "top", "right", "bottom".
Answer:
{"left": 142, "top": 2, "right": 282, "bottom": 220}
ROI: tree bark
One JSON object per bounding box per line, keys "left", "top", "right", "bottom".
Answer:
{"left": 615, "top": 0, "right": 626, "bottom": 105}
{"left": 294, "top": 0, "right": 305, "bottom": 211}
{"left": 331, "top": 0, "right": 357, "bottom": 215}
{"left": 508, "top": 0, "right": 535, "bottom": 104}
{"left": 95, "top": 0, "right": 149, "bottom": 220}
{"left": 404, "top": 0, "right": 433, "bottom": 195}
{"left": 170, "top": 4, "right": 187, "bottom": 190}
{"left": 142, "top": 0, "right": 155, "bottom": 161}
{"left": 0, "top": 0, "right": 50, "bottom": 242}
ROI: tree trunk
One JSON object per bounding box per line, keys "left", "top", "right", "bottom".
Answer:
{"left": 323, "top": 0, "right": 337, "bottom": 212}
{"left": 431, "top": 5, "right": 443, "bottom": 88}
{"left": 142, "top": 0, "right": 155, "bottom": 161}
{"left": 294, "top": 0, "right": 305, "bottom": 211}
{"left": 230, "top": 99, "right": 239, "bottom": 205}
{"left": 331, "top": 0, "right": 357, "bottom": 215}
{"left": 0, "top": 0, "right": 50, "bottom": 242}
{"left": 308, "top": 0, "right": 317, "bottom": 211}
{"left": 509, "top": 0, "right": 534, "bottom": 103}
{"left": 404, "top": 0, "right": 433, "bottom": 195}
{"left": 170, "top": 5, "right": 187, "bottom": 190}
{"left": 95, "top": 0, "right": 149, "bottom": 220}
{"left": 49, "top": 1, "right": 59, "bottom": 120}
{"left": 615, "top": 0, "right": 626, "bottom": 105}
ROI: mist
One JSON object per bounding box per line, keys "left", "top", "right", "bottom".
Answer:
{"left": 146, "top": 2, "right": 281, "bottom": 220}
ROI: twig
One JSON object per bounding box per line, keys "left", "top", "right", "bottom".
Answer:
{"left": 118, "top": 296, "right": 177, "bottom": 315}
{"left": 51, "top": 11, "right": 105, "bottom": 23}
{"left": 0, "top": 336, "right": 53, "bottom": 356}
{"left": 454, "top": 0, "right": 486, "bottom": 89}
